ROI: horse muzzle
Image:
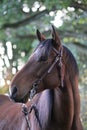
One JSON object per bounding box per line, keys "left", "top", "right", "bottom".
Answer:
{"left": 10, "top": 85, "right": 18, "bottom": 100}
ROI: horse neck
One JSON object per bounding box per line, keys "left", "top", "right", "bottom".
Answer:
{"left": 52, "top": 84, "right": 75, "bottom": 130}
{"left": 28, "top": 90, "right": 53, "bottom": 130}
{"left": 63, "top": 47, "right": 81, "bottom": 119}
{"left": 38, "top": 90, "right": 53, "bottom": 129}
{"left": 52, "top": 47, "right": 80, "bottom": 128}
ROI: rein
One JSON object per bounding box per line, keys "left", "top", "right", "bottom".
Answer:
{"left": 22, "top": 103, "right": 41, "bottom": 130}
{"left": 30, "top": 46, "right": 63, "bottom": 99}
{"left": 22, "top": 104, "right": 30, "bottom": 130}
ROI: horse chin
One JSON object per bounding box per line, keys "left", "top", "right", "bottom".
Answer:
{"left": 19, "top": 94, "right": 29, "bottom": 103}
{"left": 13, "top": 93, "right": 29, "bottom": 103}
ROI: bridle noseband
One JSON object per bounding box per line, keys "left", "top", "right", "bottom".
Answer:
{"left": 30, "top": 46, "right": 63, "bottom": 99}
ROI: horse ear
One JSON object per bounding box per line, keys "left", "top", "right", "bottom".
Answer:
{"left": 36, "top": 29, "right": 45, "bottom": 42}
{"left": 52, "top": 25, "right": 61, "bottom": 47}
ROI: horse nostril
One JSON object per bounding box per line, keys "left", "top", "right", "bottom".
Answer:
{"left": 11, "top": 86, "right": 17, "bottom": 99}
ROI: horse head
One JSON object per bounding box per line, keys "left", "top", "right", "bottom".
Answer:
{"left": 10, "top": 25, "right": 66, "bottom": 102}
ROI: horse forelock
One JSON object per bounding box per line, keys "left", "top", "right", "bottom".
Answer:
{"left": 36, "top": 89, "right": 53, "bottom": 129}
{"left": 32, "top": 39, "right": 52, "bottom": 62}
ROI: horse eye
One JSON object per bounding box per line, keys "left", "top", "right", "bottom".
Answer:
{"left": 39, "top": 56, "right": 47, "bottom": 62}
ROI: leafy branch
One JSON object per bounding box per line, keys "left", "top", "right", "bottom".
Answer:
{"left": 1, "top": 9, "right": 49, "bottom": 29}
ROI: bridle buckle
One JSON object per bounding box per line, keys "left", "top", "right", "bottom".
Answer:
{"left": 30, "top": 83, "right": 38, "bottom": 99}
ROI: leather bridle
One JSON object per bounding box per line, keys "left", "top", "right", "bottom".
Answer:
{"left": 22, "top": 103, "right": 41, "bottom": 130}
{"left": 22, "top": 46, "right": 63, "bottom": 130}
{"left": 30, "top": 46, "right": 63, "bottom": 99}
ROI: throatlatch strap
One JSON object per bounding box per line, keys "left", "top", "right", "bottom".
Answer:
{"left": 22, "top": 104, "right": 30, "bottom": 130}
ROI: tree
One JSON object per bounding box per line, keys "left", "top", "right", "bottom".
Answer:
{"left": 0, "top": 0, "right": 87, "bottom": 128}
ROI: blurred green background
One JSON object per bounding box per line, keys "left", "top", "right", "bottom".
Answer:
{"left": 0, "top": 0, "right": 87, "bottom": 129}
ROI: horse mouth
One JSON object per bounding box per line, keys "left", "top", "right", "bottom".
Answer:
{"left": 10, "top": 84, "right": 36, "bottom": 103}
{"left": 11, "top": 93, "right": 29, "bottom": 103}
{"left": 19, "top": 94, "right": 29, "bottom": 103}
{"left": 17, "top": 88, "right": 36, "bottom": 102}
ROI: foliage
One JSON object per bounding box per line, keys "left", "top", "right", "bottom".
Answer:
{"left": 0, "top": 0, "right": 87, "bottom": 128}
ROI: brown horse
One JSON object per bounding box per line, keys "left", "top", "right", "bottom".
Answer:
{"left": 0, "top": 90, "right": 55, "bottom": 130}
{"left": 10, "top": 26, "right": 83, "bottom": 130}
{"left": 0, "top": 94, "right": 30, "bottom": 130}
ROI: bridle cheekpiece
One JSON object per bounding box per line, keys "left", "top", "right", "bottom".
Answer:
{"left": 30, "top": 46, "right": 63, "bottom": 99}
